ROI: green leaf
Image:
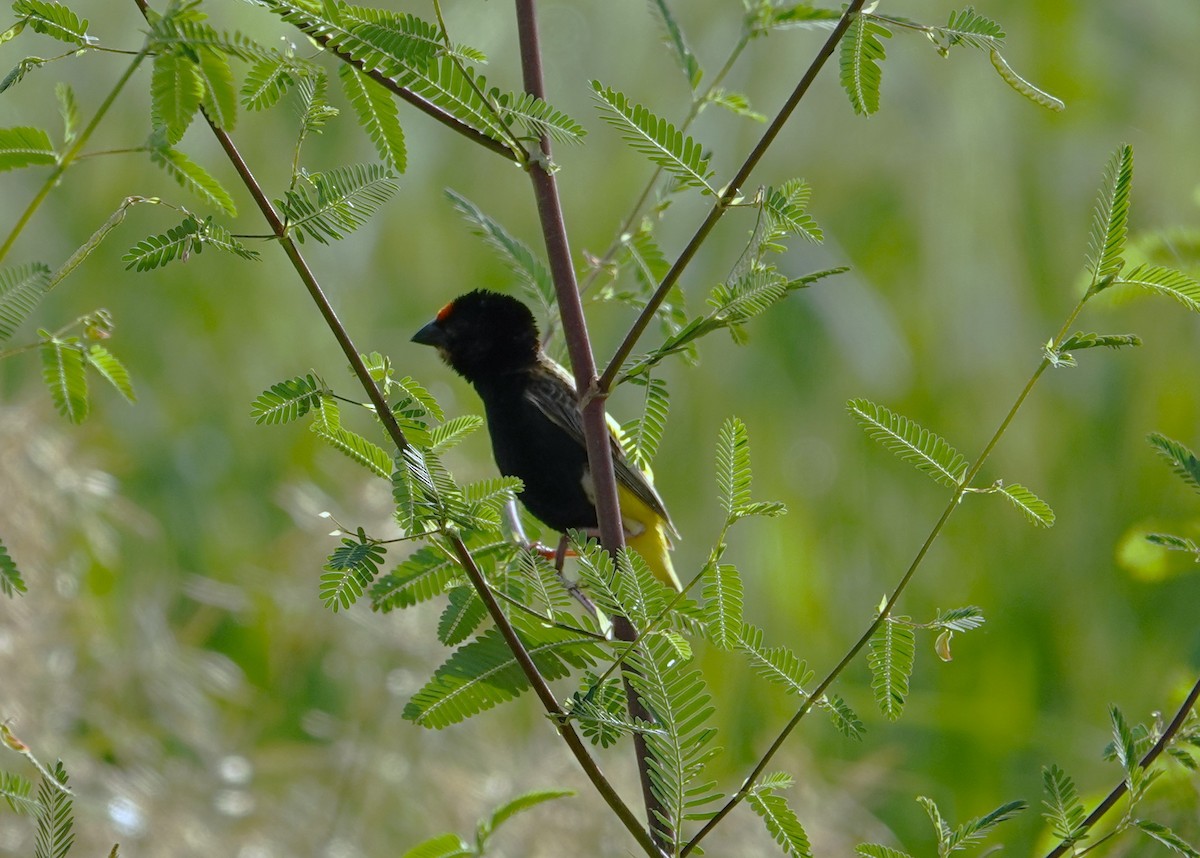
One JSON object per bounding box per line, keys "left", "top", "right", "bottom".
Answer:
{"left": 310, "top": 397, "right": 392, "bottom": 478}
{"left": 0, "top": 263, "right": 51, "bottom": 339}
{"left": 933, "top": 606, "right": 985, "bottom": 632}
{"left": 931, "top": 7, "right": 1005, "bottom": 52}
{"left": 716, "top": 416, "right": 752, "bottom": 518}
{"left": 146, "top": 15, "right": 276, "bottom": 62}
{"left": 848, "top": 398, "right": 967, "bottom": 488}
{"left": 122, "top": 217, "right": 204, "bottom": 272}
{"left": 372, "top": 538, "right": 513, "bottom": 612}
{"left": 427, "top": 414, "right": 483, "bottom": 454}
{"left": 0, "top": 126, "right": 56, "bottom": 171}
{"left": 395, "top": 56, "right": 511, "bottom": 145}
{"left": 945, "top": 799, "right": 1028, "bottom": 852}
{"left": 821, "top": 694, "right": 865, "bottom": 740}
{"left": 241, "top": 55, "right": 303, "bottom": 111}
{"left": 1135, "top": 820, "right": 1200, "bottom": 857}
{"left": 251, "top": 375, "right": 321, "bottom": 425}
{"left": 13, "top": 0, "right": 91, "bottom": 46}
{"left": 702, "top": 563, "right": 743, "bottom": 650}
{"left": 1088, "top": 144, "right": 1134, "bottom": 284}
{"left": 748, "top": 786, "right": 812, "bottom": 857}
{"left": 399, "top": 833, "right": 472, "bottom": 858}
{"left": 620, "top": 375, "right": 669, "bottom": 471}
{"left": 855, "top": 845, "right": 916, "bottom": 858}
{"left": 320, "top": 536, "right": 386, "bottom": 611}
{"left": 443, "top": 190, "right": 555, "bottom": 316}
{"left": 437, "top": 586, "right": 486, "bottom": 646}
{"left": 1115, "top": 263, "right": 1200, "bottom": 313}
{"left": 478, "top": 789, "right": 575, "bottom": 848}
{"left": 403, "top": 617, "right": 600, "bottom": 728}
{"left": 868, "top": 620, "right": 914, "bottom": 720}
{"left": 625, "top": 634, "right": 722, "bottom": 833}
{"left": 335, "top": 6, "right": 443, "bottom": 74}
{"left": 277, "top": 163, "right": 398, "bottom": 244}
{"left": 1042, "top": 764, "right": 1087, "bottom": 845}
{"left": 988, "top": 49, "right": 1065, "bottom": 112}
{"left": 704, "top": 88, "right": 765, "bottom": 121}
{"left": 151, "top": 52, "right": 205, "bottom": 144}
{"left": 494, "top": 91, "right": 587, "bottom": 145}
{"left": 0, "top": 769, "right": 38, "bottom": 812}
{"left": 85, "top": 345, "right": 135, "bottom": 403}
{"left": 1056, "top": 331, "right": 1142, "bottom": 358}
{"left": 567, "top": 674, "right": 633, "bottom": 748}
{"left": 149, "top": 146, "right": 237, "bottom": 216}
{"left": 647, "top": 0, "right": 702, "bottom": 89}
{"left": 0, "top": 539, "right": 28, "bottom": 598}
{"left": 918, "top": 796, "right": 952, "bottom": 847}
{"left": 54, "top": 82, "right": 77, "bottom": 144}
{"left": 34, "top": 761, "right": 73, "bottom": 858}
{"left": 737, "top": 623, "right": 812, "bottom": 697}
{"left": 196, "top": 48, "right": 238, "bottom": 132}
{"left": 996, "top": 483, "right": 1055, "bottom": 527}
{"left": 339, "top": 64, "right": 407, "bottom": 173}
{"left": 1111, "top": 705, "right": 1140, "bottom": 781}
{"left": 40, "top": 337, "right": 88, "bottom": 423}
{"left": 839, "top": 14, "right": 890, "bottom": 116}
{"left": 763, "top": 179, "right": 823, "bottom": 245}
{"left": 591, "top": 81, "right": 714, "bottom": 192}
{"left": 1146, "top": 532, "right": 1200, "bottom": 555}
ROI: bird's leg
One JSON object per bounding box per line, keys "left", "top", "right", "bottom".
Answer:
{"left": 502, "top": 500, "right": 600, "bottom": 626}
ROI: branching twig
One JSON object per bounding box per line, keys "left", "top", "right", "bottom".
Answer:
{"left": 1043, "top": 675, "right": 1200, "bottom": 858}
{"left": 682, "top": 287, "right": 1094, "bottom": 856}
{"left": 598, "top": 0, "right": 867, "bottom": 393}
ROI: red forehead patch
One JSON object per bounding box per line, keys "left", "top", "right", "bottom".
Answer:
{"left": 435, "top": 301, "right": 454, "bottom": 322}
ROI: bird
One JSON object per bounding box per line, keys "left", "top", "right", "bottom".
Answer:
{"left": 411, "top": 289, "right": 681, "bottom": 591}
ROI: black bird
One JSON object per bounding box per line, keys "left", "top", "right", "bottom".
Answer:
{"left": 412, "top": 290, "right": 680, "bottom": 589}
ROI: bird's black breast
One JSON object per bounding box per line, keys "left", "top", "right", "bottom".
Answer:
{"left": 475, "top": 376, "right": 597, "bottom": 533}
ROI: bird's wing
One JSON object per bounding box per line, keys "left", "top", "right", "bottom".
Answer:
{"left": 525, "top": 357, "right": 677, "bottom": 537}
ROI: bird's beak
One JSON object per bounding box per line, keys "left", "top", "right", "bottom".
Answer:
{"left": 411, "top": 320, "right": 444, "bottom": 347}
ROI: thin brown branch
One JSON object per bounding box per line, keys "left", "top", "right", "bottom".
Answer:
{"left": 599, "top": 0, "right": 867, "bottom": 393}
{"left": 514, "top": 0, "right": 670, "bottom": 852}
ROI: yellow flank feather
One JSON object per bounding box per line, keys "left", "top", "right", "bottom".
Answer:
{"left": 616, "top": 482, "right": 681, "bottom": 592}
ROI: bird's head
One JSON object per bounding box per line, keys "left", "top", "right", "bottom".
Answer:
{"left": 412, "top": 289, "right": 541, "bottom": 382}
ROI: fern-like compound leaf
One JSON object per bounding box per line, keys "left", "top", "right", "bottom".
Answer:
{"left": 0, "top": 263, "right": 51, "bottom": 339}
{"left": 748, "top": 783, "right": 812, "bottom": 857}
{"left": 1116, "top": 263, "right": 1200, "bottom": 313}
{"left": 251, "top": 375, "right": 320, "bottom": 425}
{"left": 85, "top": 345, "right": 135, "bottom": 403}
{"left": 868, "top": 620, "right": 914, "bottom": 720}
{"left": 40, "top": 337, "right": 88, "bottom": 423}
{"left": 1088, "top": 144, "right": 1134, "bottom": 284}
{"left": 0, "top": 125, "right": 56, "bottom": 171}
{"left": 149, "top": 146, "right": 237, "bottom": 215}
{"left": 848, "top": 398, "right": 967, "bottom": 488}
{"left": 840, "top": 14, "right": 890, "bottom": 116}
{"left": 591, "top": 81, "right": 714, "bottom": 192}
{"left": 443, "top": 190, "right": 554, "bottom": 315}
{"left": 996, "top": 483, "right": 1055, "bottom": 527}
{"left": 0, "top": 539, "right": 28, "bottom": 598}
{"left": 339, "top": 64, "right": 407, "bottom": 173}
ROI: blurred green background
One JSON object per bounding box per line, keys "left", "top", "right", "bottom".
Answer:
{"left": 2, "top": 1, "right": 1199, "bottom": 855}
